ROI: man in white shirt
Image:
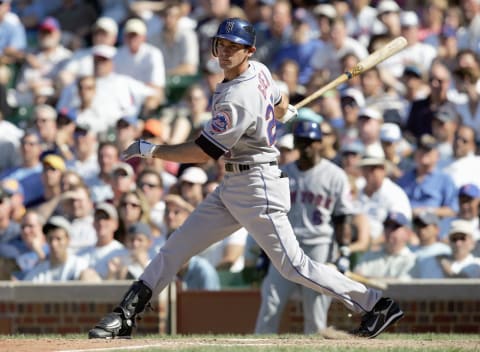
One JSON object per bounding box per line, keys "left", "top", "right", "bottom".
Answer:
{"left": 59, "top": 17, "right": 118, "bottom": 85}
{"left": 356, "top": 144, "right": 412, "bottom": 250}
{"left": 58, "top": 44, "right": 155, "bottom": 130}
{"left": 113, "top": 18, "right": 165, "bottom": 112}
{"left": 23, "top": 216, "right": 89, "bottom": 282}
{"left": 78, "top": 202, "right": 124, "bottom": 279}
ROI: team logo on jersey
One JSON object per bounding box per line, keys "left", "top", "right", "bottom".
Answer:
{"left": 211, "top": 111, "right": 231, "bottom": 133}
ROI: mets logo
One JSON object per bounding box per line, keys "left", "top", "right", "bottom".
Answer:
{"left": 225, "top": 21, "right": 234, "bottom": 33}
{"left": 211, "top": 111, "right": 231, "bottom": 133}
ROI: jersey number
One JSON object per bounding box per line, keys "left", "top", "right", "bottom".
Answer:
{"left": 258, "top": 70, "right": 276, "bottom": 145}
{"left": 265, "top": 103, "right": 276, "bottom": 146}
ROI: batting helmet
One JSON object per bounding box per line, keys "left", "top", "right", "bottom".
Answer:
{"left": 292, "top": 120, "right": 323, "bottom": 141}
{"left": 212, "top": 18, "right": 256, "bottom": 57}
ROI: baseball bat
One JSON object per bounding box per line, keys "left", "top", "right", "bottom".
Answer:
{"left": 294, "top": 36, "right": 408, "bottom": 110}
{"left": 326, "top": 263, "right": 387, "bottom": 290}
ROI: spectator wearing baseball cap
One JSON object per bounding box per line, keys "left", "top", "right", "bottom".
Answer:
{"left": 380, "top": 123, "right": 413, "bottom": 181}
{"left": 357, "top": 107, "right": 383, "bottom": 149}
{"left": 356, "top": 144, "right": 412, "bottom": 250}
{"left": 106, "top": 221, "right": 154, "bottom": 280}
{"left": 431, "top": 105, "right": 459, "bottom": 168}
{"left": 410, "top": 209, "right": 452, "bottom": 278}
{"left": 32, "top": 104, "right": 58, "bottom": 152}
{"left": 113, "top": 17, "right": 165, "bottom": 113}
{"left": 454, "top": 184, "right": 480, "bottom": 248}
{"left": 339, "top": 141, "right": 365, "bottom": 193}
{"left": 340, "top": 88, "right": 365, "bottom": 144}
{"left": 16, "top": 16, "right": 71, "bottom": 107}
{"left": 77, "top": 201, "right": 124, "bottom": 281}
{"left": 354, "top": 211, "right": 415, "bottom": 279}
{"left": 24, "top": 216, "right": 90, "bottom": 283}
{"left": 179, "top": 167, "right": 208, "bottom": 207}
{"left": 418, "top": 219, "right": 480, "bottom": 278}
{"left": 69, "top": 120, "right": 99, "bottom": 183}
{"left": 28, "top": 154, "right": 66, "bottom": 213}
{"left": 58, "top": 16, "right": 118, "bottom": 85}
{"left": 398, "top": 133, "right": 458, "bottom": 221}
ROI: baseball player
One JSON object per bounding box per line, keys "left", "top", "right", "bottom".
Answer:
{"left": 255, "top": 119, "right": 353, "bottom": 334}
{"left": 88, "top": 18, "right": 403, "bottom": 339}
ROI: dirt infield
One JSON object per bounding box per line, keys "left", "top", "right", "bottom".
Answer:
{"left": 1, "top": 334, "right": 480, "bottom": 352}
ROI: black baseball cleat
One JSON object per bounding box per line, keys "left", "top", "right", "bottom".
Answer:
{"left": 351, "top": 297, "right": 404, "bottom": 338}
{"left": 88, "top": 280, "right": 152, "bottom": 339}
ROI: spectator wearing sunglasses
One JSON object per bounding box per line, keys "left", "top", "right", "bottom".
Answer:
{"left": 413, "top": 220, "right": 480, "bottom": 278}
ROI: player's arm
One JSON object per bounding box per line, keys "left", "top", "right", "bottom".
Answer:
{"left": 274, "top": 92, "right": 297, "bottom": 123}
{"left": 332, "top": 214, "right": 353, "bottom": 247}
{"left": 122, "top": 140, "right": 211, "bottom": 163}
{"left": 332, "top": 214, "right": 353, "bottom": 274}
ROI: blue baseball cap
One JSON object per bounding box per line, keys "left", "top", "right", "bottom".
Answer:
{"left": 384, "top": 211, "right": 410, "bottom": 228}
{"left": 127, "top": 222, "right": 153, "bottom": 239}
{"left": 341, "top": 141, "right": 364, "bottom": 155}
{"left": 459, "top": 184, "right": 480, "bottom": 199}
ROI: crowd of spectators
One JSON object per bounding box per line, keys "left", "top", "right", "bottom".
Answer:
{"left": 1, "top": 0, "right": 480, "bottom": 290}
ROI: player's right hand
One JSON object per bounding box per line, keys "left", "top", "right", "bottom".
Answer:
{"left": 121, "top": 140, "right": 156, "bottom": 160}
{"left": 279, "top": 104, "right": 298, "bottom": 123}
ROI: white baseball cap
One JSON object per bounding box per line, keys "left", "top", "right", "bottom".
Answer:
{"left": 180, "top": 167, "right": 208, "bottom": 185}
{"left": 400, "top": 11, "right": 419, "bottom": 27}
{"left": 359, "top": 107, "right": 383, "bottom": 121}
{"left": 313, "top": 4, "right": 337, "bottom": 19}
{"left": 93, "top": 17, "right": 118, "bottom": 35}
{"left": 377, "top": 0, "right": 400, "bottom": 16}
{"left": 341, "top": 88, "right": 365, "bottom": 107}
{"left": 124, "top": 18, "right": 147, "bottom": 36}
{"left": 380, "top": 123, "right": 401, "bottom": 143}
{"left": 448, "top": 219, "right": 474, "bottom": 238}
{"left": 92, "top": 44, "right": 117, "bottom": 59}
{"left": 358, "top": 144, "right": 386, "bottom": 167}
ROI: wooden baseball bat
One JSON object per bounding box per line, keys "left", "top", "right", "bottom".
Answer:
{"left": 294, "top": 36, "right": 408, "bottom": 110}
{"left": 326, "top": 263, "right": 387, "bottom": 290}
{"left": 344, "top": 270, "right": 387, "bottom": 291}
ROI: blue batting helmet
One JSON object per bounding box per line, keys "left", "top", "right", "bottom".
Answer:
{"left": 292, "top": 120, "right": 323, "bottom": 141}
{"left": 212, "top": 18, "right": 256, "bottom": 57}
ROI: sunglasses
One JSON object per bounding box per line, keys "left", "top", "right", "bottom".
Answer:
{"left": 450, "top": 234, "right": 467, "bottom": 243}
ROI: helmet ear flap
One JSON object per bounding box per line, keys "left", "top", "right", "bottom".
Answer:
{"left": 211, "top": 38, "right": 218, "bottom": 57}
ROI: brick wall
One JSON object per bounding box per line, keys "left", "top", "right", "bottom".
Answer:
{"left": 0, "top": 282, "right": 170, "bottom": 335}
{"left": 0, "top": 280, "right": 479, "bottom": 335}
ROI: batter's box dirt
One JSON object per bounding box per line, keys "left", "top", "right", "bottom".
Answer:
{"left": 0, "top": 335, "right": 479, "bottom": 352}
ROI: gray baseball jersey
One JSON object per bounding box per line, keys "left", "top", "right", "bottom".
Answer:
{"left": 140, "top": 60, "right": 381, "bottom": 316}
{"left": 196, "top": 61, "right": 280, "bottom": 163}
{"left": 283, "top": 160, "right": 354, "bottom": 245}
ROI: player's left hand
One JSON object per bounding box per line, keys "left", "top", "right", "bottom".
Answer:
{"left": 121, "top": 139, "right": 156, "bottom": 160}
{"left": 280, "top": 104, "right": 298, "bottom": 123}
